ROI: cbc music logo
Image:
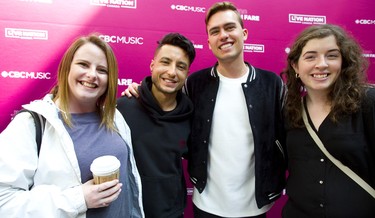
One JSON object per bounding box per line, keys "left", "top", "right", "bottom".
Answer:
{"left": 99, "top": 35, "right": 144, "bottom": 45}
{"left": 170, "top": 4, "right": 205, "bottom": 13}
{"left": 243, "top": 44, "right": 265, "bottom": 53}
{"left": 90, "top": 0, "right": 137, "bottom": 9}
{"left": 1, "top": 71, "right": 51, "bottom": 80}
{"left": 289, "top": 14, "right": 326, "bottom": 25}
{"left": 355, "top": 19, "right": 375, "bottom": 25}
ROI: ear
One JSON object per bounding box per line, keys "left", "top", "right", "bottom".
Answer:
{"left": 292, "top": 62, "right": 298, "bottom": 73}
{"left": 150, "top": 60, "right": 154, "bottom": 73}
{"left": 243, "top": 28, "right": 248, "bottom": 41}
{"left": 207, "top": 38, "right": 212, "bottom": 50}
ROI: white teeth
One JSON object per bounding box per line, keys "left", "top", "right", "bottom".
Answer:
{"left": 81, "top": 81, "right": 96, "bottom": 88}
{"left": 313, "top": 74, "right": 328, "bottom": 78}
{"left": 220, "top": 43, "right": 232, "bottom": 49}
{"left": 163, "top": 78, "right": 176, "bottom": 83}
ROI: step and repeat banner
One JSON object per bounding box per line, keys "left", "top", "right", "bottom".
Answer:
{"left": 1, "top": 0, "right": 374, "bottom": 217}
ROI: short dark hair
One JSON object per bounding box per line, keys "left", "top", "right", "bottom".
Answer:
{"left": 155, "top": 33, "right": 196, "bottom": 66}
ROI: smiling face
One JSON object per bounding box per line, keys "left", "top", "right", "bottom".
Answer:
{"left": 150, "top": 44, "right": 189, "bottom": 96}
{"left": 293, "top": 35, "right": 342, "bottom": 95}
{"left": 67, "top": 42, "right": 108, "bottom": 112}
{"left": 206, "top": 10, "right": 248, "bottom": 64}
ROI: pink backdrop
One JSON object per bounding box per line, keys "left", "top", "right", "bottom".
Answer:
{"left": 1, "top": 1, "right": 375, "bottom": 217}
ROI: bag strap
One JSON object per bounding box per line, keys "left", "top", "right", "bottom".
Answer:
{"left": 17, "top": 109, "right": 46, "bottom": 156}
{"left": 301, "top": 104, "right": 375, "bottom": 198}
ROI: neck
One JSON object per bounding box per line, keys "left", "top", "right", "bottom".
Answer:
{"left": 305, "top": 91, "right": 331, "bottom": 111}
{"left": 305, "top": 88, "right": 331, "bottom": 104}
{"left": 151, "top": 87, "right": 177, "bottom": 112}
{"left": 56, "top": 98, "right": 97, "bottom": 114}
{"left": 217, "top": 59, "right": 248, "bottom": 78}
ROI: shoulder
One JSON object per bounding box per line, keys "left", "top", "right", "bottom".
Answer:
{"left": 254, "top": 67, "right": 281, "bottom": 80}
{"left": 362, "top": 87, "right": 375, "bottom": 109}
{"left": 253, "top": 67, "right": 284, "bottom": 89}
{"left": 117, "top": 95, "right": 137, "bottom": 107}
{"left": 188, "top": 67, "right": 214, "bottom": 81}
{"left": 116, "top": 96, "right": 139, "bottom": 115}
{"left": 365, "top": 87, "right": 375, "bottom": 100}
{"left": 23, "top": 94, "right": 58, "bottom": 119}
{"left": 186, "top": 66, "right": 216, "bottom": 90}
{"left": 117, "top": 96, "right": 129, "bottom": 105}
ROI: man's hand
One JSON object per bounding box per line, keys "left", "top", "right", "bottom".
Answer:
{"left": 82, "top": 179, "right": 122, "bottom": 208}
{"left": 121, "top": 82, "right": 141, "bottom": 98}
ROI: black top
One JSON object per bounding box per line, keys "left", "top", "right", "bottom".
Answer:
{"left": 283, "top": 89, "right": 375, "bottom": 218}
{"left": 184, "top": 62, "right": 287, "bottom": 208}
{"left": 117, "top": 76, "right": 193, "bottom": 218}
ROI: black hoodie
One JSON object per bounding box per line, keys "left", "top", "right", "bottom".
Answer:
{"left": 117, "top": 76, "right": 193, "bottom": 218}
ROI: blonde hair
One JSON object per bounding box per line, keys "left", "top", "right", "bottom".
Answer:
{"left": 51, "top": 34, "right": 118, "bottom": 130}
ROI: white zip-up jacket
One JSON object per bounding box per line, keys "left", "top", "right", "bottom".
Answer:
{"left": 0, "top": 94, "right": 144, "bottom": 218}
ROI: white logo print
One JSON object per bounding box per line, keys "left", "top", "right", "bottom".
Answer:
{"left": 1, "top": 71, "right": 51, "bottom": 79}
{"left": 90, "top": 0, "right": 137, "bottom": 9}
{"left": 244, "top": 44, "right": 265, "bottom": 53}
{"left": 99, "top": 35, "right": 144, "bottom": 45}
{"left": 355, "top": 19, "right": 375, "bottom": 25}
{"left": 289, "top": 14, "right": 326, "bottom": 25}
{"left": 170, "top": 4, "right": 205, "bottom": 13}
{"left": 5, "top": 28, "right": 48, "bottom": 40}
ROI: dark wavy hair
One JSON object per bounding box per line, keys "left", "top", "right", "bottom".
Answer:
{"left": 282, "top": 24, "right": 369, "bottom": 128}
{"left": 155, "top": 33, "right": 196, "bottom": 66}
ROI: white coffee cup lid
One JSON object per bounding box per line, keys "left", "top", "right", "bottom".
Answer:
{"left": 90, "top": 155, "right": 121, "bottom": 175}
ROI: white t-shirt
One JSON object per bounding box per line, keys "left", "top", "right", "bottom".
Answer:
{"left": 193, "top": 69, "right": 272, "bottom": 217}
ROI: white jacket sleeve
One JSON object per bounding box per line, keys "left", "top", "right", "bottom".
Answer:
{"left": 0, "top": 112, "right": 87, "bottom": 218}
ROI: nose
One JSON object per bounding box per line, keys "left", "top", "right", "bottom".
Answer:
{"left": 315, "top": 55, "right": 328, "bottom": 69}
{"left": 166, "top": 65, "right": 178, "bottom": 77}
{"left": 87, "top": 67, "right": 98, "bottom": 78}
{"left": 219, "top": 29, "right": 229, "bottom": 40}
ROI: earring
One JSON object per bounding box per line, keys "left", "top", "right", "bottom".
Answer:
{"left": 295, "top": 73, "right": 300, "bottom": 78}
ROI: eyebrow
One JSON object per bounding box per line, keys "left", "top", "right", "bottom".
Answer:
{"left": 177, "top": 61, "right": 188, "bottom": 68}
{"left": 208, "top": 22, "right": 237, "bottom": 33}
{"left": 302, "top": 48, "right": 340, "bottom": 56}
{"left": 159, "top": 57, "right": 172, "bottom": 62}
{"left": 75, "top": 59, "right": 108, "bottom": 68}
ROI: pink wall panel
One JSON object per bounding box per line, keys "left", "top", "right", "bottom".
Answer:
{"left": 1, "top": 1, "right": 374, "bottom": 217}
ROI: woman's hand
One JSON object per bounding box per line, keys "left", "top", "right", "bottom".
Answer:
{"left": 82, "top": 179, "right": 122, "bottom": 208}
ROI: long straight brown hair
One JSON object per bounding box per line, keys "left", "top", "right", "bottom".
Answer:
{"left": 51, "top": 34, "right": 119, "bottom": 131}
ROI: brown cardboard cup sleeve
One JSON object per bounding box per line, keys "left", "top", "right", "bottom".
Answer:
{"left": 90, "top": 155, "right": 121, "bottom": 184}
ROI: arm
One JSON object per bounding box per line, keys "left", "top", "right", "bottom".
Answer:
{"left": 0, "top": 113, "right": 122, "bottom": 217}
{"left": 121, "top": 82, "right": 141, "bottom": 98}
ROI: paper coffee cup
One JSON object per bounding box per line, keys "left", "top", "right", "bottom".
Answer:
{"left": 90, "top": 155, "right": 121, "bottom": 184}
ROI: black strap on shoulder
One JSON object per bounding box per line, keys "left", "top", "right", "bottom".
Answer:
{"left": 17, "top": 109, "right": 46, "bottom": 156}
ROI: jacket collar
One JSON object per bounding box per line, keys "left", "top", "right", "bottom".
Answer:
{"left": 210, "top": 62, "right": 256, "bottom": 83}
